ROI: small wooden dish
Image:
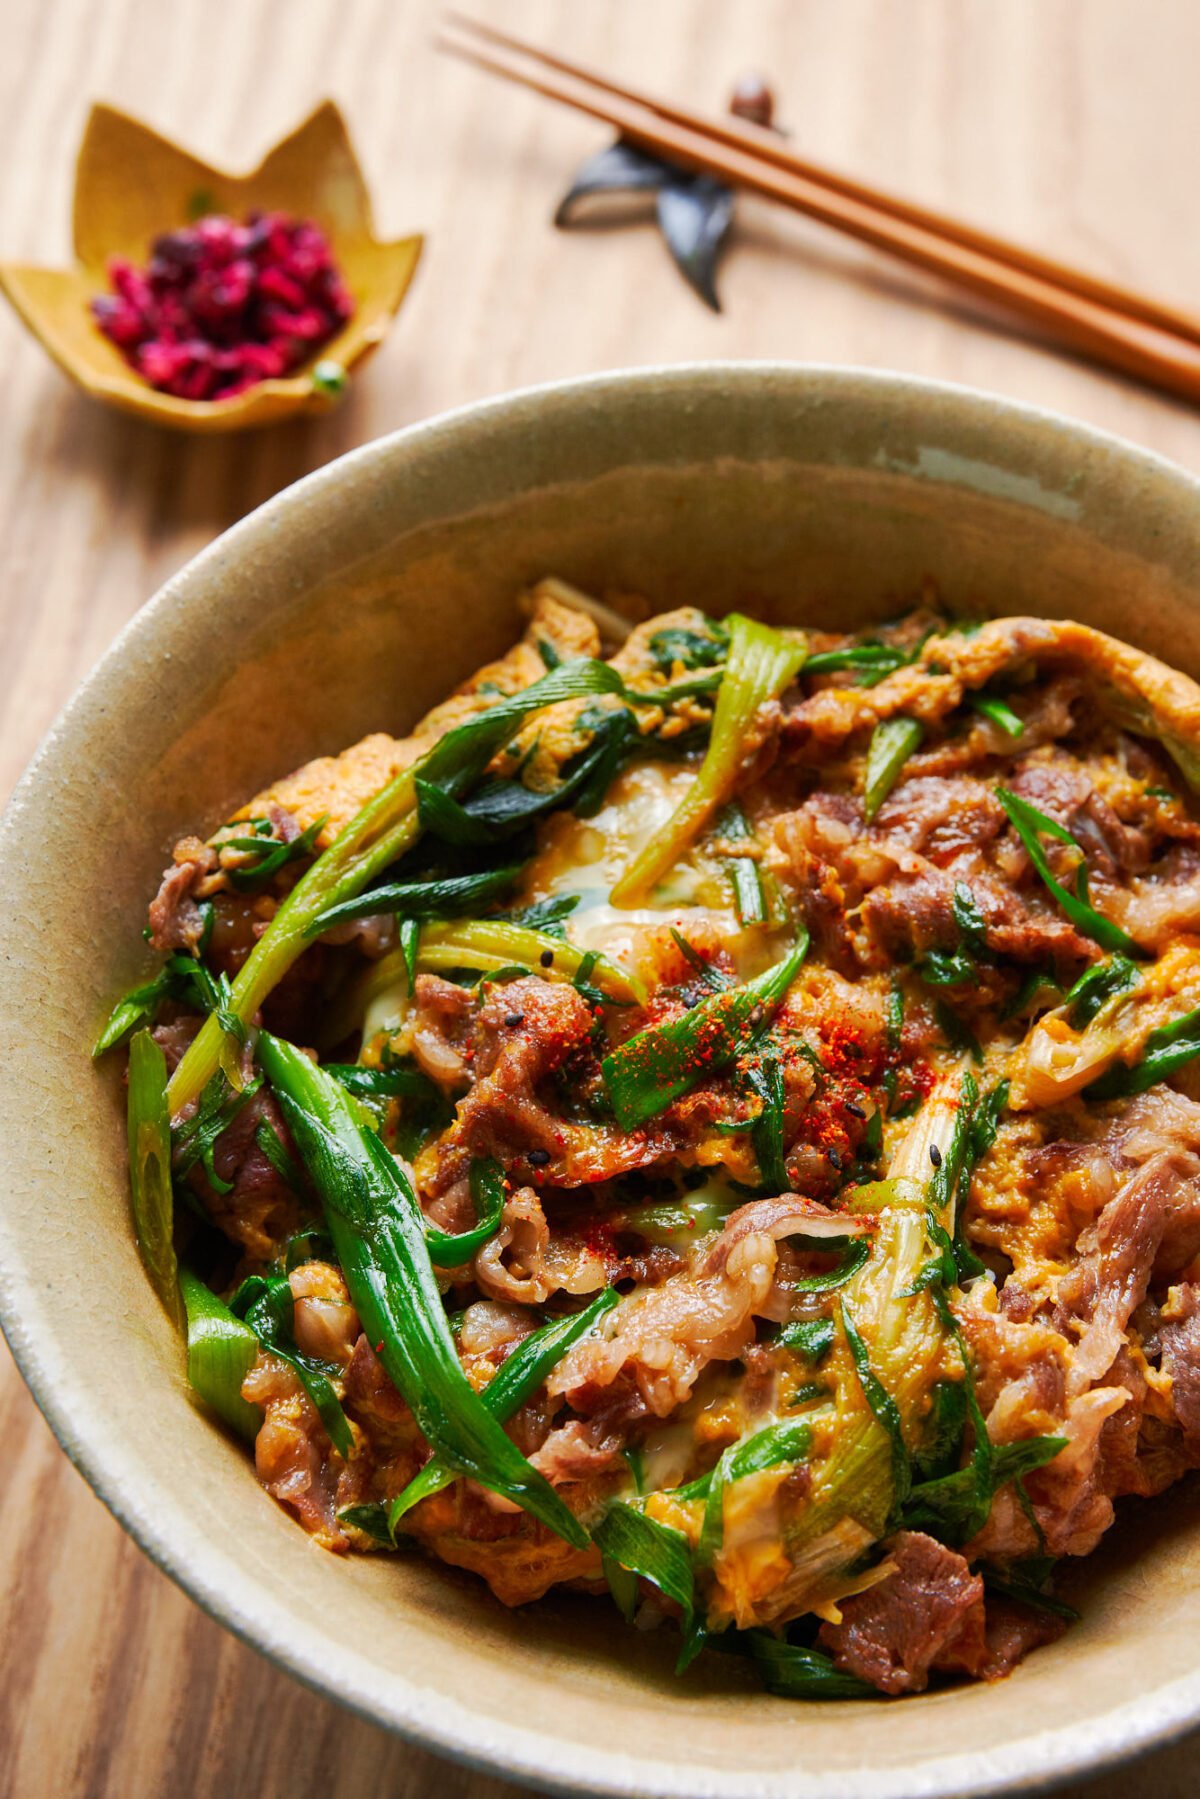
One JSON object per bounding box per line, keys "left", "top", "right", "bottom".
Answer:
{"left": 0, "top": 100, "right": 423, "bottom": 433}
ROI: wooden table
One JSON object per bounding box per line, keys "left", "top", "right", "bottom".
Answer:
{"left": 3, "top": 1, "right": 1200, "bottom": 1792}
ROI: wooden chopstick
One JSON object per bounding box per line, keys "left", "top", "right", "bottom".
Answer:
{"left": 447, "top": 10, "right": 1200, "bottom": 355}
{"left": 438, "top": 16, "right": 1200, "bottom": 406}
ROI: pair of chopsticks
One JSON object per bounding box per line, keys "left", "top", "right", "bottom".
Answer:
{"left": 438, "top": 13, "right": 1200, "bottom": 406}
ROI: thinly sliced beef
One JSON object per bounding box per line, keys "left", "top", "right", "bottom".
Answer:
{"left": 980, "top": 1599, "right": 1068, "bottom": 1678}
{"left": 472, "top": 1185, "right": 607, "bottom": 1303}
{"left": 429, "top": 977, "right": 594, "bottom": 1198}
{"left": 147, "top": 836, "right": 218, "bottom": 952}
{"left": 527, "top": 1418, "right": 623, "bottom": 1485}
{"left": 818, "top": 1531, "right": 986, "bottom": 1695}
{"left": 1159, "top": 1284, "right": 1200, "bottom": 1446}
{"left": 1007, "top": 757, "right": 1150, "bottom": 881}
{"left": 1021, "top": 1384, "right": 1131, "bottom": 1557}
{"left": 409, "top": 974, "right": 475, "bottom": 1088}
{"left": 548, "top": 1223, "right": 777, "bottom": 1418}
{"left": 770, "top": 795, "right": 1092, "bottom": 975}
{"left": 1054, "top": 1153, "right": 1175, "bottom": 1396}
{"left": 1109, "top": 844, "right": 1200, "bottom": 950}
{"left": 243, "top": 1353, "right": 350, "bottom": 1550}
{"left": 873, "top": 774, "right": 1006, "bottom": 863}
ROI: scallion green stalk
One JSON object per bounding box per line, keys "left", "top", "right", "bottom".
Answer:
{"left": 256, "top": 1032, "right": 588, "bottom": 1547}
{"left": 863, "top": 716, "right": 924, "bottom": 821}
{"left": 602, "top": 941, "right": 805, "bottom": 1130}
{"left": 1086, "top": 1002, "right": 1200, "bottom": 1098}
{"left": 180, "top": 1268, "right": 261, "bottom": 1440}
{"left": 127, "top": 1030, "right": 182, "bottom": 1327}
{"left": 418, "top": 919, "right": 646, "bottom": 1003}
{"left": 610, "top": 615, "right": 807, "bottom": 904}
{"left": 996, "top": 786, "right": 1140, "bottom": 955}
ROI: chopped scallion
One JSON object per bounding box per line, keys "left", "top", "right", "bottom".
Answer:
{"left": 863, "top": 716, "right": 923, "bottom": 822}
{"left": 610, "top": 615, "right": 807, "bottom": 904}
{"left": 602, "top": 942, "right": 805, "bottom": 1130}
{"left": 996, "top": 786, "right": 1140, "bottom": 955}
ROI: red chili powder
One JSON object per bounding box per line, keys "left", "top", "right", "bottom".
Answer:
{"left": 90, "top": 211, "right": 354, "bottom": 401}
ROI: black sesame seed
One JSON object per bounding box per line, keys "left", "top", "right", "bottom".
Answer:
{"left": 845, "top": 1100, "right": 867, "bottom": 1119}
{"left": 827, "top": 1147, "right": 842, "bottom": 1170}
{"left": 539, "top": 949, "right": 555, "bottom": 968}
{"left": 504, "top": 1012, "right": 524, "bottom": 1028}
{"left": 929, "top": 1144, "right": 943, "bottom": 1169}
{"left": 528, "top": 1148, "right": 551, "bottom": 1167}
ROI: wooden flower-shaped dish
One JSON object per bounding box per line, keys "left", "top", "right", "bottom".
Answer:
{"left": 0, "top": 101, "right": 422, "bottom": 432}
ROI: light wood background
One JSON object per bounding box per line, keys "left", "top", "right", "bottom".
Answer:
{"left": 4, "top": 1, "right": 1200, "bottom": 1793}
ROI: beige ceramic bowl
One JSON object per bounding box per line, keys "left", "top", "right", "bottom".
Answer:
{"left": 3, "top": 365, "right": 1200, "bottom": 1797}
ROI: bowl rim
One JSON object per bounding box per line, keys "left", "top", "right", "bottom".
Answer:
{"left": 4, "top": 359, "right": 1200, "bottom": 1798}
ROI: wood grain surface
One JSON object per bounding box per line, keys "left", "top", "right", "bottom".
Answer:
{"left": 4, "top": 2, "right": 1200, "bottom": 1794}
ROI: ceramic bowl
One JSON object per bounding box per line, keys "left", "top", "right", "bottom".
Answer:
{"left": 3, "top": 365, "right": 1200, "bottom": 1798}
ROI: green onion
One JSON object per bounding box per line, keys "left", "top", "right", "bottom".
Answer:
{"left": 592, "top": 1504, "right": 696, "bottom": 1665}
{"left": 223, "top": 815, "right": 326, "bottom": 891}
{"left": 416, "top": 689, "right": 680, "bottom": 843}
{"left": 337, "top": 1504, "right": 399, "bottom": 1547}
{"left": 614, "top": 1186, "right": 739, "bottom": 1248}
{"left": 1003, "top": 967, "right": 1062, "bottom": 1022}
{"left": 602, "top": 942, "right": 806, "bottom": 1130}
{"left": 904, "top": 1435, "right": 1065, "bottom": 1542}
{"left": 169, "top": 658, "right": 626, "bottom": 1117}
{"left": 307, "top": 865, "right": 523, "bottom": 935}
{"left": 173, "top": 1073, "right": 263, "bottom": 1194}
{"left": 417, "top": 918, "right": 646, "bottom": 1005}
{"left": 1065, "top": 954, "right": 1141, "bottom": 1029}
{"left": 917, "top": 1069, "right": 1006, "bottom": 1283}
{"left": 713, "top": 802, "right": 767, "bottom": 927}
{"left": 324, "top": 1063, "right": 438, "bottom": 1101}
{"left": 841, "top": 1301, "right": 911, "bottom": 1510}
{"left": 257, "top": 1032, "right": 587, "bottom": 1547}
{"left": 1086, "top": 1003, "right": 1200, "bottom": 1098}
{"left": 387, "top": 1286, "right": 618, "bottom": 1533}
{"left": 126, "top": 1030, "right": 182, "bottom": 1326}
{"left": 425, "top": 1156, "right": 507, "bottom": 1267}
{"left": 501, "top": 894, "right": 580, "bottom": 936}
{"left": 94, "top": 951, "right": 220, "bottom": 1058}
{"left": 790, "top": 1237, "right": 871, "bottom": 1293}
{"left": 969, "top": 693, "right": 1024, "bottom": 738}
{"left": 254, "top": 1119, "right": 306, "bottom": 1194}
{"left": 229, "top": 1272, "right": 354, "bottom": 1459}
{"left": 647, "top": 623, "right": 728, "bottom": 671}
{"left": 780, "top": 1167, "right": 957, "bottom": 1573}
{"left": 180, "top": 1268, "right": 261, "bottom": 1440}
{"left": 725, "top": 857, "right": 767, "bottom": 926}
{"left": 610, "top": 615, "right": 807, "bottom": 904}
{"left": 863, "top": 717, "right": 924, "bottom": 822}
{"left": 746, "top": 1632, "right": 874, "bottom": 1699}
{"left": 803, "top": 644, "right": 907, "bottom": 679}
{"left": 996, "top": 786, "right": 1140, "bottom": 955}
{"left": 746, "top": 1054, "right": 787, "bottom": 1190}
{"left": 696, "top": 1421, "right": 812, "bottom": 1566}
{"left": 920, "top": 884, "right": 987, "bottom": 992}
{"left": 776, "top": 1317, "right": 834, "bottom": 1363}
{"left": 327, "top": 1060, "right": 451, "bottom": 1152}
{"left": 669, "top": 927, "right": 732, "bottom": 992}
